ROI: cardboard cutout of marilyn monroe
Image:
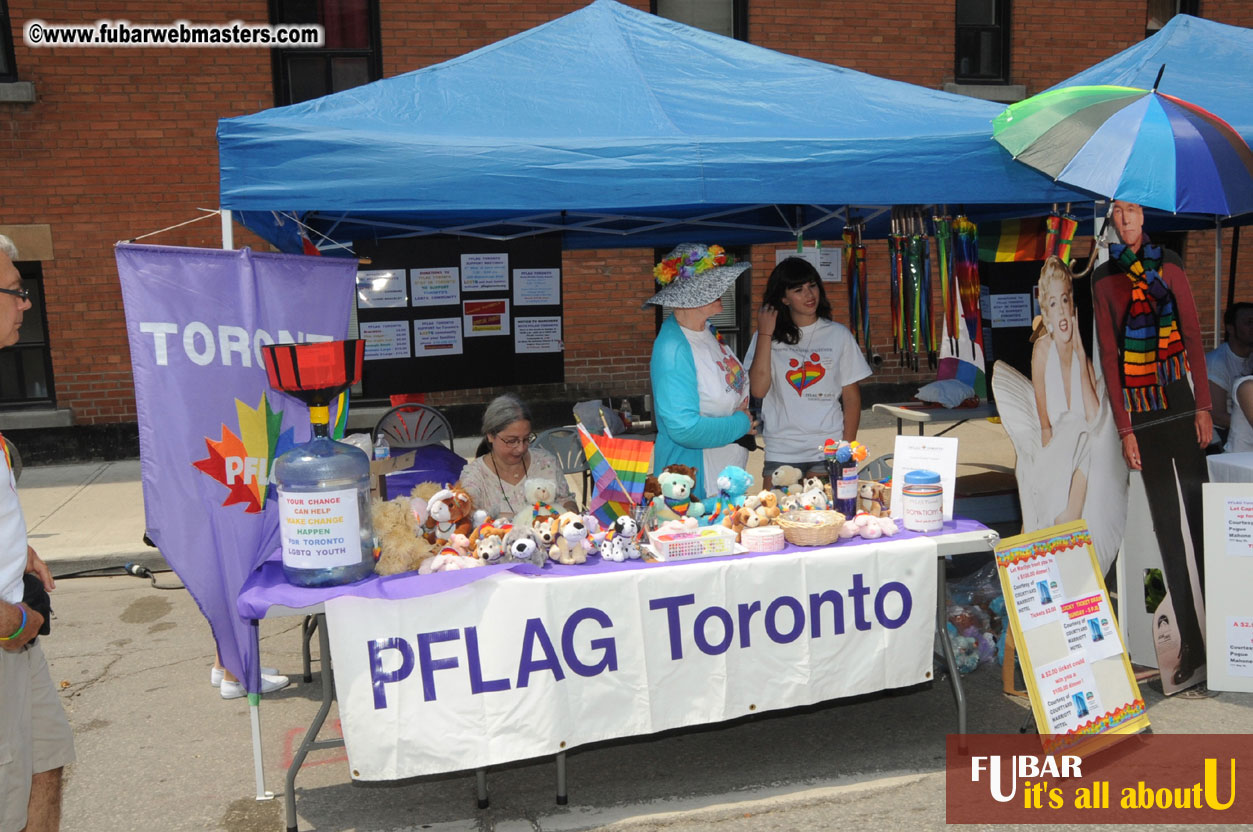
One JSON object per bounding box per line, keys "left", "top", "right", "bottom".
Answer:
{"left": 992, "top": 257, "right": 1127, "bottom": 575}
{"left": 1091, "top": 200, "right": 1211, "bottom": 692}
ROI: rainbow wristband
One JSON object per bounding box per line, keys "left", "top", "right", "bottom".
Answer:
{"left": 0, "top": 603, "right": 26, "bottom": 641}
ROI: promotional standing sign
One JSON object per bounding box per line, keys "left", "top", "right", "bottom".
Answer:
{"left": 1202, "top": 482, "right": 1253, "bottom": 693}
{"left": 995, "top": 521, "right": 1148, "bottom": 755}
{"left": 117, "top": 243, "right": 354, "bottom": 691}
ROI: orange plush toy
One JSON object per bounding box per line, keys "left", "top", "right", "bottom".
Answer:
{"left": 422, "top": 487, "right": 474, "bottom": 546}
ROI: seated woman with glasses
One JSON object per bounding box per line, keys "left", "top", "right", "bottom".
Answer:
{"left": 456, "top": 393, "right": 577, "bottom": 520}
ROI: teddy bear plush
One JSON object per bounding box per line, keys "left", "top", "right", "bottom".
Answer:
{"left": 702, "top": 465, "right": 754, "bottom": 525}
{"left": 502, "top": 525, "right": 547, "bottom": 567}
{"left": 857, "top": 481, "right": 890, "bottom": 517}
{"left": 753, "top": 490, "right": 781, "bottom": 522}
{"left": 649, "top": 468, "right": 706, "bottom": 520}
{"left": 372, "top": 496, "right": 435, "bottom": 576}
{"left": 770, "top": 465, "right": 804, "bottom": 498}
{"left": 523, "top": 478, "right": 561, "bottom": 521}
{"left": 797, "top": 485, "right": 829, "bottom": 511}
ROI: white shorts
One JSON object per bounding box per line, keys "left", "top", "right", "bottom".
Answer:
{"left": 0, "top": 641, "right": 75, "bottom": 832}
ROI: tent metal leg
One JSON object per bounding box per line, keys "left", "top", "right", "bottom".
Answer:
{"left": 286, "top": 613, "right": 344, "bottom": 832}
{"left": 936, "top": 561, "right": 967, "bottom": 747}
{"left": 555, "top": 751, "right": 568, "bottom": 805}
{"left": 301, "top": 614, "right": 317, "bottom": 683}
{"left": 476, "top": 768, "right": 489, "bottom": 809}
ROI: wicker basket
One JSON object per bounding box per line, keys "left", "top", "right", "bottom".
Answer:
{"left": 774, "top": 509, "right": 846, "bottom": 546}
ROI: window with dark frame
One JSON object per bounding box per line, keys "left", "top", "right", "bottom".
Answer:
{"left": 0, "top": 262, "right": 56, "bottom": 408}
{"left": 651, "top": 0, "right": 748, "bottom": 41}
{"left": 270, "top": 0, "right": 381, "bottom": 107}
{"left": 1146, "top": 0, "right": 1199, "bottom": 38}
{"left": 1, "top": 0, "right": 18, "bottom": 83}
{"left": 954, "top": 0, "right": 1010, "bottom": 84}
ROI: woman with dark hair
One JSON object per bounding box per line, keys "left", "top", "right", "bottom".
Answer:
{"left": 456, "top": 393, "right": 576, "bottom": 520}
{"left": 747, "top": 257, "right": 872, "bottom": 490}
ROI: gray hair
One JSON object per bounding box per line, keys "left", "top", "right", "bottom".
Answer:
{"left": 481, "top": 393, "right": 532, "bottom": 438}
{"left": 0, "top": 235, "right": 17, "bottom": 261}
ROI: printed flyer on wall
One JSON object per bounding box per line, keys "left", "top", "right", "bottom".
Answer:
{"left": 411, "top": 267, "right": 460, "bottom": 306}
{"left": 463, "top": 300, "right": 510, "bottom": 337}
{"left": 514, "top": 316, "right": 562, "bottom": 353}
{"left": 415, "top": 318, "right": 463, "bottom": 356}
{"left": 359, "top": 320, "right": 411, "bottom": 361}
{"left": 356, "top": 269, "right": 408, "bottom": 308}
{"left": 513, "top": 268, "right": 560, "bottom": 306}
{"left": 461, "top": 253, "right": 509, "bottom": 292}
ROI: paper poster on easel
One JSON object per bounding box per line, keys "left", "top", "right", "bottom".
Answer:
{"left": 1202, "top": 483, "right": 1253, "bottom": 692}
{"left": 890, "top": 435, "right": 958, "bottom": 521}
{"left": 996, "top": 520, "right": 1148, "bottom": 754}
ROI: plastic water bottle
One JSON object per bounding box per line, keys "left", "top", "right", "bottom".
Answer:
{"left": 620, "top": 398, "right": 633, "bottom": 427}
{"left": 275, "top": 410, "right": 376, "bottom": 587}
{"left": 373, "top": 433, "right": 390, "bottom": 460}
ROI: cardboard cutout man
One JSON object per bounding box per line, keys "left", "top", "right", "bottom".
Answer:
{"left": 1091, "top": 201, "right": 1212, "bottom": 689}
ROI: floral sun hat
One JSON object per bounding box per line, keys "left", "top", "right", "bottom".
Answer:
{"left": 642, "top": 243, "right": 751, "bottom": 309}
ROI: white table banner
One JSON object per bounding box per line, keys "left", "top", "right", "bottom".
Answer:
{"left": 324, "top": 537, "right": 938, "bottom": 780}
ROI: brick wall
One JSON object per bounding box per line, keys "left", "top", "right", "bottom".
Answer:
{"left": 5, "top": 1, "right": 275, "bottom": 423}
{"left": 4, "top": 1, "right": 1251, "bottom": 425}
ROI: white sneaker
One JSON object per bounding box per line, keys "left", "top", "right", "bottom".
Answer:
{"left": 211, "top": 665, "right": 278, "bottom": 687}
{"left": 219, "top": 673, "right": 290, "bottom": 700}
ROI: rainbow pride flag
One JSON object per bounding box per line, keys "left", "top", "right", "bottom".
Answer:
{"left": 977, "top": 218, "right": 1049, "bottom": 263}
{"left": 576, "top": 422, "right": 652, "bottom": 527}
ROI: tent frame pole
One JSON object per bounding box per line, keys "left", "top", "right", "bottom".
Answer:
{"left": 1215, "top": 218, "right": 1222, "bottom": 346}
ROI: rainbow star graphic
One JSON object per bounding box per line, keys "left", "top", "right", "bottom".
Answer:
{"left": 193, "top": 393, "right": 297, "bottom": 513}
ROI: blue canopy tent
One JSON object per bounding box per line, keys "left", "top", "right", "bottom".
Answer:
{"left": 1049, "top": 14, "right": 1253, "bottom": 319}
{"left": 1053, "top": 15, "right": 1253, "bottom": 145}
{"left": 218, "top": 0, "right": 1088, "bottom": 253}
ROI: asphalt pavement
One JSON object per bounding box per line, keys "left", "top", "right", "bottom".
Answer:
{"left": 18, "top": 410, "right": 1253, "bottom": 831}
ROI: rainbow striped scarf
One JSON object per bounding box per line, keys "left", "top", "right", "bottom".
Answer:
{"left": 1112, "top": 243, "right": 1186, "bottom": 412}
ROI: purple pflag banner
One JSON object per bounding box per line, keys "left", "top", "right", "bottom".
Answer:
{"left": 117, "top": 244, "right": 354, "bottom": 693}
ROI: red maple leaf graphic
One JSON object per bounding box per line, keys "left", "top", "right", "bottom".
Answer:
{"left": 192, "top": 427, "right": 263, "bottom": 513}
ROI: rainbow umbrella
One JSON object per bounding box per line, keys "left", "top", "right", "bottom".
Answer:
{"left": 993, "top": 71, "right": 1253, "bottom": 217}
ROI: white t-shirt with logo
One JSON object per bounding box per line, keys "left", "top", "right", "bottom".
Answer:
{"left": 680, "top": 326, "right": 749, "bottom": 496}
{"left": 0, "top": 454, "right": 27, "bottom": 604}
{"left": 746, "top": 319, "right": 872, "bottom": 461}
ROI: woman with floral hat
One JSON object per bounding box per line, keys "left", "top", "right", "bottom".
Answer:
{"left": 645, "top": 243, "right": 753, "bottom": 501}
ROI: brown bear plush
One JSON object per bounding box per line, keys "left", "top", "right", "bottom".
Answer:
{"left": 373, "top": 497, "right": 434, "bottom": 575}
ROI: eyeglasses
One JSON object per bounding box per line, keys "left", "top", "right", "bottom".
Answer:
{"left": 496, "top": 433, "right": 537, "bottom": 448}
{"left": 0, "top": 287, "right": 30, "bottom": 302}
